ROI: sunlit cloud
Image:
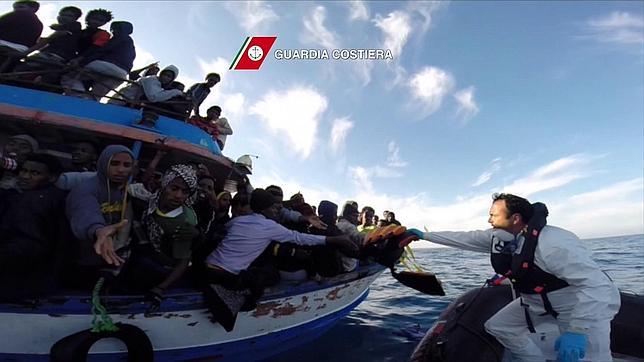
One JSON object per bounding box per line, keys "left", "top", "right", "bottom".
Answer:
{"left": 249, "top": 153, "right": 641, "bottom": 243}
{"left": 501, "top": 154, "right": 592, "bottom": 197}
{"left": 301, "top": 6, "right": 340, "bottom": 49}
{"left": 386, "top": 141, "right": 408, "bottom": 168}
{"left": 548, "top": 178, "right": 644, "bottom": 238}
{"left": 582, "top": 11, "right": 644, "bottom": 46}
{"left": 347, "top": 0, "right": 369, "bottom": 22}
{"left": 472, "top": 157, "right": 501, "bottom": 187}
{"left": 407, "top": 1, "right": 445, "bottom": 33}
{"left": 250, "top": 86, "right": 327, "bottom": 159}
{"left": 132, "top": 45, "right": 157, "bottom": 70}
{"left": 374, "top": 10, "right": 412, "bottom": 59}
{"left": 330, "top": 117, "right": 354, "bottom": 154}
{"left": 408, "top": 66, "right": 455, "bottom": 116}
{"left": 454, "top": 86, "right": 480, "bottom": 122}
{"left": 224, "top": 1, "right": 279, "bottom": 34}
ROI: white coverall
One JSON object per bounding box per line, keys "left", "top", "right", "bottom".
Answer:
{"left": 424, "top": 226, "right": 620, "bottom": 361}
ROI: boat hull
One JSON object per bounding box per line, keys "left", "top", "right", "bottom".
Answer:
{"left": 0, "top": 266, "right": 384, "bottom": 361}
{"left": 410, "top": 285, "right": 644, "bottom": 361}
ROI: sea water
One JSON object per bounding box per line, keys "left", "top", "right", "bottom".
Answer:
{"left": 271, "top": 234, "right": 644, "bottom": 362}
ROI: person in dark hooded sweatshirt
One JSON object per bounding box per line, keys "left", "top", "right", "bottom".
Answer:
{"left": 0, "top": 0, "right": 43, "bottom": 72}
{"left": 66, "top": 145, "right": 134, "bottom": 279}
{"left": 61, "top": 21, "right": 136, "bottom": 100}
{"left": 0, "top": 154, "right": 69, "bottom": 298}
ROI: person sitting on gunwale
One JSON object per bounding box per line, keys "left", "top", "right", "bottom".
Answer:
{"left": 15, "top": 6, "right": 83, "bottom": 88}
{"left": 61, "top": 21, "right": 135, "bottom": 100}
{"left": 0, "top": 0, "right": 43, "bottom": 73}
{"left": 109, "top": 64, "right": 184, "bottom": 107}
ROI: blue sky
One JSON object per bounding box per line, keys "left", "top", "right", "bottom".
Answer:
{"left": 7, "top": 1, "right": 643, "bottom": 241}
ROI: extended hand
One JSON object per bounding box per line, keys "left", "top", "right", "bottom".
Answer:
{"left": 407, "top": 228, "right": 425, "bottom": 239}
{"left": 555, "top": 331, "right": 587, "bottom": 362}
{"left": 94, "top": 219, "right": 128, "bottom": 266}
{"left": 306, "top": 215, "right": 328, "bottom": 230}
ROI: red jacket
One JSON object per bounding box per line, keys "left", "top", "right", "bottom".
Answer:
{"left": 187, "top": 116, "right": 220, "bottom": 140}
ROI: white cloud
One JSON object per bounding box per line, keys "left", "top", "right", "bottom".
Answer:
{"left": 454, "top": 86, "right": 480, "bottom": 121}
{"left": 386, "top": 141, "right": 408, "bottom": 167}
{"left": 472, "top": 157, "right": 501, "bottom": 187}
{"left": 301, "top": 6, "right": 340, "bottom": 49}
{"left": 37, "top": 3, "right": 59, "bottom": 37}
{"left": 349, "top": 166, "right": 375, "bottom": 194}
{"left": 132, "top": 44, "right": 157, "bottom": 70}
{"left": 407, "top": 1, "right": 444, "bottom": 33}
{"left": 408, "top": 66, "right": 455, "bottom": 116}
{"left": 330, "top": 117, "right": 354, "bottom": 153}
{"left": 348, "top": 1, "right": 369, "bottom": 22}
{"left": 250, "top": 155, "right": 642, "bottom": 242}
{"left": 374, "top": 11, "right": 412, "bottom": 59}
{"left": 348, "top": 163, "right": 405, "bottom": 194}
{"left": 250, "top": 86, "right": 328, "bottom": 159}
{"left": 501, "top": 154, "right": 591, "bottom": 197}
{"left": 548, "top": 178, "right": 644, "bottom": 238}
{"left": 224, "top": 1, "right": 279, "bottom": 34}
{"left": 582, "top": 11, "right": 644, "bottom": 45}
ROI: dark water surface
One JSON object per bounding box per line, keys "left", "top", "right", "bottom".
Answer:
{"left": 270, "top": 234, "right": 644, "bottom": 362}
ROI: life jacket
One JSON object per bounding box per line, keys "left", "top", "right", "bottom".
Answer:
{"left": 489, "top": 202, "right": 569, "bottom": 327}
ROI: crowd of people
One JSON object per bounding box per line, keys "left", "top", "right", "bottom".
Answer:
{"left": 0, "top": 0, "right": 411, "bottom": 308}
{"left": 0, "top": 2, "right": 622, "bottom": 359}
{"left": 0, "top": 1, "right": 232, "bottom": 150}
{"left": 0, "top": 133, "right": 406, "bottom": 312}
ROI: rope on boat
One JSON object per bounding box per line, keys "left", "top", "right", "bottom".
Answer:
{"left": 90, "top": 277, "right": 119, "bottom": 333}
{"left": 400, "top": 245, "right": 425, "bottom": 272}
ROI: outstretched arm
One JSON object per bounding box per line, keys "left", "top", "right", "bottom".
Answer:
{"left": 408, "top": 228, "right": 494, "bottom": 253}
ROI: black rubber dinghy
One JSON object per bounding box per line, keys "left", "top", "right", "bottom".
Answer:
{"left": 409, "top": 285, "right": 644, "bottom": 362}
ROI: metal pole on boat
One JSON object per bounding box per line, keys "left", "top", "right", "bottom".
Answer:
{"left": 131, "top": 140, "right": 142, "bottom": 160}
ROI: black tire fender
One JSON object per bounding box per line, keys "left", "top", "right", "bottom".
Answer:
{"left": 50, "top": 323, "right": 154, "bottom": 362}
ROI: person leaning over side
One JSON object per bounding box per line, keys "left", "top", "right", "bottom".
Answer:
{"left": 407, "top": 193, "right": 620, "bottom": 362}
{"left": 203, "top": 188, "right": 358, "bottom": 291}
{"left": 65, "top": 145, "right": 134, "bottom": 281}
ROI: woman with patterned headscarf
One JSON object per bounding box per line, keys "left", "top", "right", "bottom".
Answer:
{"left": 134, "top": 164, "right": 200, "bottom": 307}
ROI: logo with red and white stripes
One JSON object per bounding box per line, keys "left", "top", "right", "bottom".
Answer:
{"left": 230, "top": 36, "right": 277, "bottom": 71}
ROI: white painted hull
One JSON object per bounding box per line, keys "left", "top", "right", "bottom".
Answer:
{"left": 0, "top": 265, "right": 385, "bottom": 361}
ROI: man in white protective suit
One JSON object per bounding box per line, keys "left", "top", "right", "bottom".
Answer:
{"left": 408, "top": 193, "right": 620, "bottom": 362}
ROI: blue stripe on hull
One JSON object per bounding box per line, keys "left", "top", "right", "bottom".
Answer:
{"left": 1, "top": 289, "right": 369, "bottom": 362}
{"left": 0, "top": 84, "right": 220, "bottom": 155}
